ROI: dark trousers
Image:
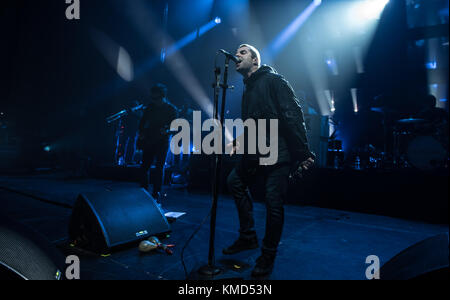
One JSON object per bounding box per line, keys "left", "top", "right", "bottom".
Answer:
{"left": 227, "top": 159, "right": 291, "bottom": 257}
{"left": 140, "top": 143, "right": 168, "bottom": 196}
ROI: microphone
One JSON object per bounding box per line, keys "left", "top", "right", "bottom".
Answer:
{"left": 219, "top": 49, "right": 240, "bottom": 64}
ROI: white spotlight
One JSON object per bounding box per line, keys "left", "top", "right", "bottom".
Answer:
{"left": 325, "top": 50, "right": 339, "bottom": 75}
{"left": 117, "top": 47, "right": 134, "bottom": 82}
{"left": 324, "top": 90, "right": 335, "bottom": 113}
{"left": 351, "top": 88, "right": 358, "bottom": 113}
{"left": 349, "top": 0, "right": 389, "bottom": 28}
{"left": 361, "top": 0, "right": 389, "bottom": 20}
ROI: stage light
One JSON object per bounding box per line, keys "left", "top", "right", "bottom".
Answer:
{"left": 324, "top": 90, "right": 335, "bottom": 114}
{"left": 264, "top": 1, "right": 319, "bottom": 61}
{"left": 166, "top": 31, "right": 198, "bottom": 57}
{"left": 325, "top": 50, "right": 339, "bottom": 75}
{"left": 326, "top": 59, "right": 339, "bottom": 75}
{"left": 160, "top": 48, "right": 166, "bottom": 63}
{"left": 44, "top": 146, "right": 51, "bottom": 152}
{"left": 198, "top": 18, "right": 221, "bottom": 36}
{"left": 351, "top": 88, "right": 358, "bottom": 113}
{"left": 367, "top": 0, "right": 389, "bottom": 19}
{"left": 117, "top": 47, "right": 134, "bottom": 82}
{"left": 91, "top": 30, "right": 134, "bottom": 82}
{"left": 425, "top": 61, "right": 437, "bottom": 70}
{"left": 314, "top": 0, "right": 322, "bottom": 6}
{"left": 359, "top": 0, "right": 389, "bottom": 21}
{"left": 166, "top": 17, "right": 221, "bottom": 57}
{"left": 348, "top": 0, "right": 389, "bottom": 28}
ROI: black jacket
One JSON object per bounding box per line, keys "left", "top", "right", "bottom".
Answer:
{"left": 138, "top": 100, "right": 178, "bottom": 147}
{"left": 240, "top": 65, "right": 314, "bottom": 164}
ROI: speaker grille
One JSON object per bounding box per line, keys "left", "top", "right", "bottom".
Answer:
{"left": 0, "top": 226, "right": 60, "bottom": 280}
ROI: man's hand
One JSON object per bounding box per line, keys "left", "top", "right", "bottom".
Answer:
{"left": 300, "top": 157, "right": 314, "bottom": 171}
{"left": 290, "top": 157, "right": 315, "bottom": 182}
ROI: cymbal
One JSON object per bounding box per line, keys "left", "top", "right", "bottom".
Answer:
{"left": 370, "top": 107, "right": 385, "bottom": 113}
{"left": 397, "top": 118, "right": 426, "bottom": 124}
{"left": 370, "top": 107, "right": 396, "bottom": 114}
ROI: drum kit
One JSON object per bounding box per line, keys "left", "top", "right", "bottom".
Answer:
{"left": 367, "top": 98, "right": 449, "bottom": 171}
{"left": 392, "top": 116, "right": 448, "bottom": 171}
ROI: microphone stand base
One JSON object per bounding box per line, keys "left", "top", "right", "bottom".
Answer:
{"left": 197, "top": 265, "right": 222, "bottom": 277}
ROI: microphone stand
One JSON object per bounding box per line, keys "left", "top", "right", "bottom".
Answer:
{"left": 198, "top": 56, "right": 232, "bottom": 277}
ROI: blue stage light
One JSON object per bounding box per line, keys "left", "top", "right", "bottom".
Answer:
{"left": 264, "top": 1, "right": 319, "bottom": 61}
{"left": 215, "top": 17, "right": 222, "bottom": 24}
{"left": 425, "top": 61, "right": 437, "bottom": 69}
{"left": 325, "top": 50, "right": 339, "bottom": 75}
{"left": 160, "top": 48, "right": 166, "bottom": 63}
{"left": 165, "top": 18, "right": 221, "bottom": 58}
{"left": 199, "top": 19, "right": 219, "bottom": 36}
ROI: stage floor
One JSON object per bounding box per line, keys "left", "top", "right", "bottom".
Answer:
{"left": 0, "top": 171, "right": 448, "bottom": 280}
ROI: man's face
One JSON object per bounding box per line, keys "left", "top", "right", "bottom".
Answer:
{"left": 235, "top": 46, "right": 256, "bottom": 73}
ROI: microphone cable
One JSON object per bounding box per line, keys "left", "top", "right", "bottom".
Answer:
{"left": 180, "top": 208, "right": 212, "bottom": 279}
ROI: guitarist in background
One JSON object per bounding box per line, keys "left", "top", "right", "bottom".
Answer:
{"left": 137, "top": 83, "right": 178, "bottom": 202}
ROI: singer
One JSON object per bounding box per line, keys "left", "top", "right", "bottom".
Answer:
{"left": 223, "top": 44, "right": 315, "bottom": 277}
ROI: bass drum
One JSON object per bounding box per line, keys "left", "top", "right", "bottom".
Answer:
{"left": 407, "top": 135, "right": 448, "bottom": 171}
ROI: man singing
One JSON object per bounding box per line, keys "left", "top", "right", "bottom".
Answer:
{"left": 223, "top": 44, "right": 315, "bottom": 277}
{"left": 137, "top": 83, "right": 178, "bottom": 202}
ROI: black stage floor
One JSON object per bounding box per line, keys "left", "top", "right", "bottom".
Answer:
{"left": 0, "top": 171, "right": 448, "bottom": 280}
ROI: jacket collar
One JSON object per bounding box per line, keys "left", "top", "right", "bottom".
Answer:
{"left": 243, "top": 65, "right": 276, "bottom": 86}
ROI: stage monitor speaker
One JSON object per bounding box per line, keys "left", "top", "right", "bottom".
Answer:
{"left": 0, "top": 216, "right": 64, "bottom": 280}
{"left": 380, "top": 233, "right": 449, "bottom": 280}
{"left": 68, "top": 188, "right": 170, "bottom": 253}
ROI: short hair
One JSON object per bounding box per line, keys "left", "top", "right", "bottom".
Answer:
{"left": 151, "top": 83, "right": 168, "bottom": 98}
{"left": 239, "top": 44, "right": 261, "bottom": 67}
